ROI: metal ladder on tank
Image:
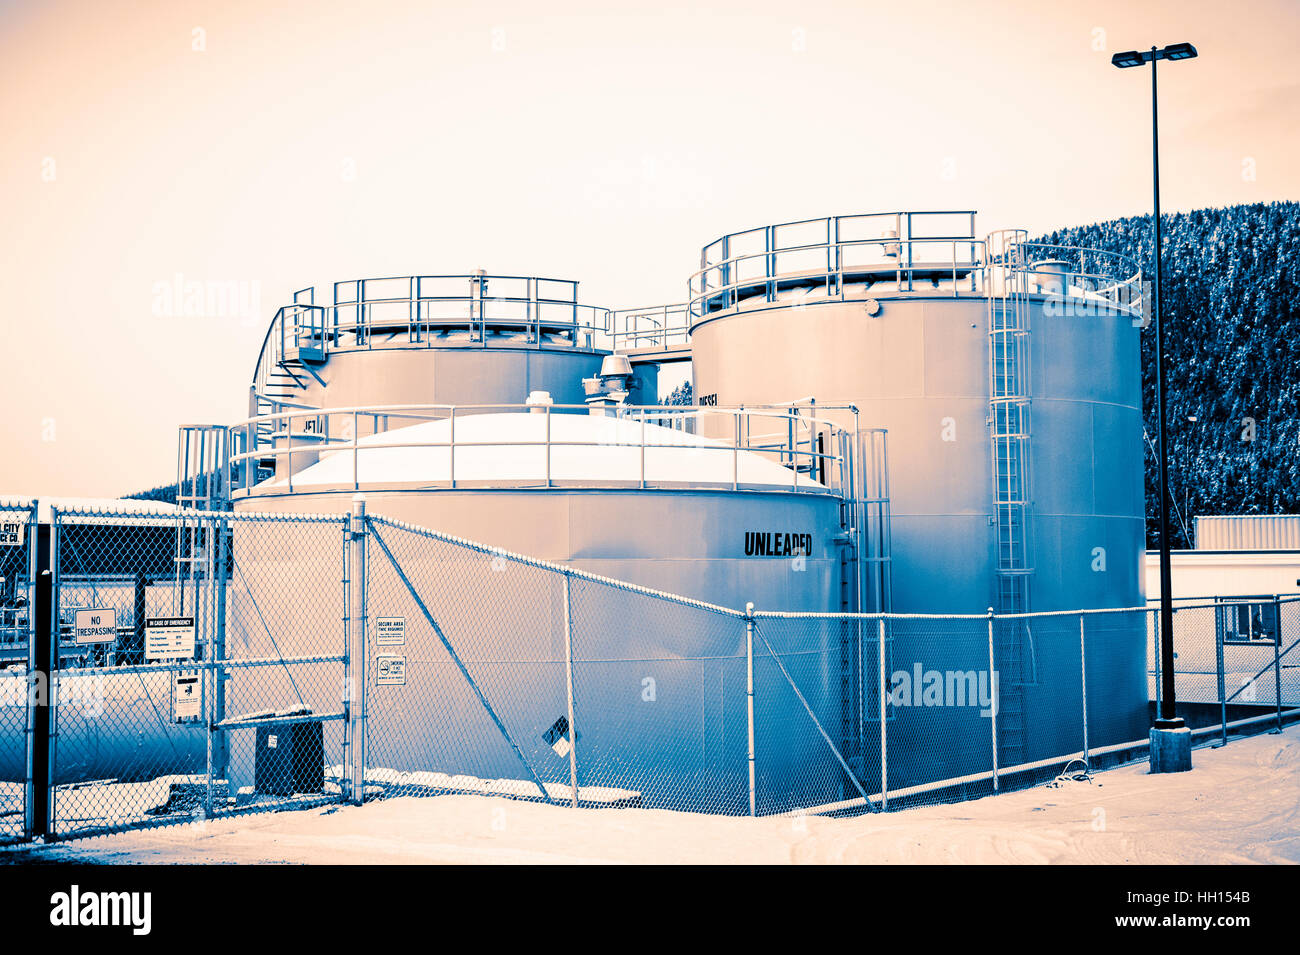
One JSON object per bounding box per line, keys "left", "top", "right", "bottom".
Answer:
{"left": 986, "top": 235, "right": 1034, "bottom": 769}
{"left": 839, "top": 428, "right": 893, "bottom": 779}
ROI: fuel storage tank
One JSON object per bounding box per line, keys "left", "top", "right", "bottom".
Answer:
{"left": 687, "top": 213, "right": 1145, "bottom": 614}
{"left": 227, "top": 402, "right": 864, "bottom": 813}
{"left": 684, "top": 212, "right": 1150, "bottom": 775}
{"left": 252, "top": 273, "right": 657, "bottom": 416}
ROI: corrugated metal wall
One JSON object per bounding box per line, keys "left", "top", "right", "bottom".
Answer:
{"left": 1195, "top": 515, "right": 1300, "bottom": 551}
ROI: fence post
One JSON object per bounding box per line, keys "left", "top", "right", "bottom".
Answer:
{"left": 987, "top": 607, "right": 998, "bottom": 791}
{"left": 562, "top": 573, "right": 579, "bottom": 808}
{"left": 29, "top": 516, "right": 55, "bottom": 840}
{"left": 878, "top": 615, "right": 888, "bottom": 810}
{"left": 1153, "top": 608, "right": 1161, "bottom": 715}
{"left": 132, "top": 572, "right": 146, "bottom": 664}
{"left": 346, "top": 496, "right": 368, "bottom": 804}
{"left": 1216, "top": 602, "right": 1227, "bottom": 746}
{"left": 18, "top": 502, "right": 35, "bottom": 843}
{"left": 745, "top": 601, "right": 756, "bottom": 817}
{"left": 1274, "top": 595, "right": 1283, "bottom": 734}
{"left": 1079, "top": 614, "right": 1089, "bottom": 765}
{"left": 206, "top": 514, "right": 230, "bottom": 816}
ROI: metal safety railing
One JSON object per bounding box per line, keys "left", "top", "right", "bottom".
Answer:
{"left": 985, "top": 229, "right": 1144, "bottom": 318}
{"left": 329, "top": 274, "right": 611, "bottom": 349}
{"left": 689, "top": 211, "right": 982, "bottom": 320}
{"left": 687, "top": 211, "right": 1143, "bottom": 323}
{"left": 251, "top": 303, "right": 331, "bottom": 402}
{"left": 608, "top": 303, "right": 692, "bottom": 352}
{"left": 251, "top": 274, "right": 619, "bottom": 405}
{"left": 225, "top": 402, "right": 866, "bottom": 501}
{"left": 247, "top": 213, "right": 1144, "bottom": 411}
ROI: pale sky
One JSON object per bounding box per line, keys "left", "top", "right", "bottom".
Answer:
{"left": 2, "top": 0, "right": 1297, "bottom": 497}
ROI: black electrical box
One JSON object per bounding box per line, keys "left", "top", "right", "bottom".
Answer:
{"left": 254, "top": 721, "right": 325, "bottom": 796}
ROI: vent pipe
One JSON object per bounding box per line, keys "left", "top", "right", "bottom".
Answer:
{"left": 583, "top": 354, "right": 633, "bottom": 415}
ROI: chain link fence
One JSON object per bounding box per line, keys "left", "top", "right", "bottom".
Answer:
{"left": 219, "top": 513, "right": 348, "bottom": 823}
{"left": 3, "top": 502, "right": 1296, "bottom": 844}
{"left": 568, "top": 574, "right": 747, "bottom": 814}
{"left": 26, "top": 506, "right": 349, "bottom": 840}
{"left": 361, "top": 517, "right": 572, "bottom": 805}
{"left": 1151, "top": 597, "right": 1300, "bottom": 717}
{"left": 0, "top": 499, "right": 36, "bottom": 845}
{"left": 1280, "top": 597, "right": 1300, "bottom": 709}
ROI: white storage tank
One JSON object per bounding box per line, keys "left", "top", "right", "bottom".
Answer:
{"left": 684, "top": 211, "right": 1150, "bottom": 779}
{"left": 228, "top": 403, "right": 861, "bottom": 812}
{"left": 252, "top": 273, "right": 657, "bottom": 417}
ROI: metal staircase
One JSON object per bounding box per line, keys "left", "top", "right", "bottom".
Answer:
{"left": 249, "top": 301, "right": 328, "bottom": 474}
{"left": 986, "top": 232, "right": 1034, "bottom": 768}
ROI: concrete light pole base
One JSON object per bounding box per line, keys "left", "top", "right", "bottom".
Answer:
{"left": 1149, "top": 723, "right": 1193, "bottom": 773}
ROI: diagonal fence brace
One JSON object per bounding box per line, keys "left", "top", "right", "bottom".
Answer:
{"left": 751, "top": 619, "right": 877, "bottom": 812}
{"left": 368, "top": 522, "right": 558, "bottom": 806}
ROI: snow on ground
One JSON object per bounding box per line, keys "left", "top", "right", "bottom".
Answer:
{"left": 4, "top": 726, "right": 1298, "bottom": 865}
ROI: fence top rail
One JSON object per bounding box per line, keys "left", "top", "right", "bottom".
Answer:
{"left": 1158, "top": 598, "right": 1291, "bottom": 613}
{"left": 751, "top": 605, "right": 1153, "bottom": 621}
{"left": 52, "top": 503, "right": 349, "bottom": 525}
{"left": 1152, "top": 592, "right": 1300, "bottom": 605}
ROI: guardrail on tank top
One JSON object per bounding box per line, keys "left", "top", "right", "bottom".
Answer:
{"left": 687, "top": 213, "right": 1143, "bottom": 323}
{"left": 226, "top": 402, "right": 859, "bottom": 501}
{"left": 1, "top": 503, "right": 1296, "bottom": 843}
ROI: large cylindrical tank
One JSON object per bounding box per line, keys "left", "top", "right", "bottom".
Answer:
{"left": 686, "top": 212, "right": 1149, "bottom": 772}
{"left": 691, "top": 294, "right": 1145, "bottom": 613}
{"left": 293, "top": 344, "right": 651, "bottom": 410}
{"left": 256, "top": 273, "right": 657, "bottom": 413}
{"left": 232, "top": 409, "right": 850, "bottom": 812}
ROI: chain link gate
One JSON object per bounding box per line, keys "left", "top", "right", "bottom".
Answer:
{"left": 359, "top": 514, "right": 571, "bottom": 805}
{"left": 37, "top": 507, "right": 349, "bottom": 840}
{"left": 0, "top": 500, "right": 36, "bottom": 845}
{"left": 217, "top": 512, "right": 350, "bottom": 822}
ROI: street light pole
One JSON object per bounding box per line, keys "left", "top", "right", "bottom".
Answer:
{"left": 1112, "top": 41, "right": 1198, "bottom": 767}
{"left": 1149, "top": 47, "right": 1179, "bottom": 728}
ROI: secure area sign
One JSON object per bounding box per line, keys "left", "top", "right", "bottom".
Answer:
{"left": 376, "top": 617, "right": 406, "bottom": 647}
{"left": 73, "top": 608, "right": 118, "bottom": 645}
{"left": 145, "top": 616, "right": 197, "bottom": 660}
{"left": 376, "top": 654, "right": 406, "bottom": 686}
